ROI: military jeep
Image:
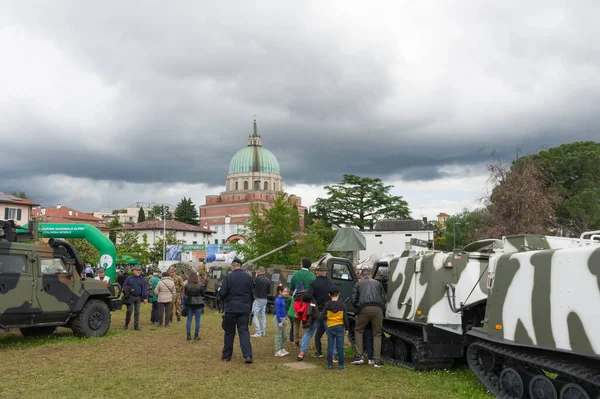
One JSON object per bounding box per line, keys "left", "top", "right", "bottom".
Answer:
{"left": 0, "top": 220, "right": 121, "bottom": 338}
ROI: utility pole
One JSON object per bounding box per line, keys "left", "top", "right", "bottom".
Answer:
{"left": 163, "top": 205, "right": 169, "bottom": 261}
{"left": 453, "top": 221, "right": 461, "bottom": 251}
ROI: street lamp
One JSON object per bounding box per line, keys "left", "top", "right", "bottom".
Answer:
{"left": 453, "top": 221, "right": 461, "bottom": 251}
{"left": 163, "top": 205, "right": 169, "bottom": 261}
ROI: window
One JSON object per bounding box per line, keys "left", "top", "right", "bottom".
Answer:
{"left": 41, "top": 258, "right": 67, "bottom": 274}
{"left": 243, "top": 181, "right": 248, "bottom": 190}
{"left": 273, "top": 182, "right": 276, "bottom": 191}
{"left": 287, "top": 274, "right": 293, "bottom": 283}
{"left": 4, "top": 208, "right": 22, "bottom": 221}
{"left": 194, "top": 233, "right": 197, "bottom": 238}
{"left": 405, "top": 233, "right": 412, "bottom": 237}
{"left": 332, "top": 263, "right": 352, "bottom": 281}
{"left": 264, "top": 181, "right": 269, "bottom": 190}
{"left": 271, "top": 273, "right": 280, "bottom": 282}
{"left": 183, "top": 232, "right": 187, "bottom": 237}
{"left": 222, "top": 239, "right": 225, "bottom": 244}
{"left": 0, "top": 254, "right": 28, "bottom": 274}
{"left": 214, "top": 239, "right": 218, "bottom": 244}
{"left": 235, "top": 182, "right": 239, "bottom": 190}
{"left": 193, "top": 241, "right": 197, "bottom": 244}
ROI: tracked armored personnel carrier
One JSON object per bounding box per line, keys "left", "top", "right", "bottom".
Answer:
{"left": 0, "top": 220, "right": 122, "bottom": 338}
{"left": 370, "top": 239, "right": 499, "bottom": 369}
{"left": 467, "top": 233, "right": 600, "bottom": 399}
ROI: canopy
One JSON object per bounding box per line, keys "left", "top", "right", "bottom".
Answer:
{"left": 326, "top": 228, "right": 366, "bottom": 252}
{"left": 117, "top": 255, "right": 140, "bottom": 265}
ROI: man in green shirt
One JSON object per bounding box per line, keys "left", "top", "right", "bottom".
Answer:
{"left": 148, "top": 271, "right": 162, "bottom": 325}
{"left": 288, "top": 257, "right": 316, "bottom": 346}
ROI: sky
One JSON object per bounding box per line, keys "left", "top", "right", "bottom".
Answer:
{"left": 1, "top": 1, "right": 599, "bottom": 220}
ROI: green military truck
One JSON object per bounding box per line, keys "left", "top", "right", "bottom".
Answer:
{"left": 0, "top": 220, "right": 122, "bottom": 338}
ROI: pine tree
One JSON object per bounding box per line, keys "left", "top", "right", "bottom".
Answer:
{"left": 137, "top": 207, "right": 146, "bottom": 223}
{"left": 174, "top": 197, "right": 199, "bottom": 225}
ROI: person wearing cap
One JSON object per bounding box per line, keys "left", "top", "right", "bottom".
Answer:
{"left": 169, "top": 267, "right": 185, "bottom": 323}
{"left": 94, "top": 268, "right": 111, "bottom": 284}
{"left": 218, "top": 258, "right": 254, "bottom": 364}
{"left": 122, "top": 265, "right": 148, "bottom": 330}
{"left": 350, "top": 268, "right": 386, "bottom": 368}
{"left": 297, "top": 263, "right": 335, "bottom": 361}
{"left": 148, "top": 270, "right": 162, "bottom": 325}
{"left": 289, "top": 257, "right": 316, "bottom": 346}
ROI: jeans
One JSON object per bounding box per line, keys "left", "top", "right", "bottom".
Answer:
{"left": 327, "top": 325, "right": 345, "bottom": 369}
{"left": 300, "top": 319, "right": 327, "bottom": 354}
{"left": 125, "top": 296, "right": 142, "bottom": 327}
{"left": 251, "top": 298, "right": 267, "bottom": 335}
{"left": 186, "top": 307, "right": 204, "bottom": 336}
{"left": 157, "top": 302, "right": 172, "bottom": 326}
{"left": 274, "top": 317, "right": 287, "bottom": 352}
{"left": 288, "top": 317, "right": 294, "bottom": 342}
{"left": 150, "top": 301, "right": 159, "bottom": 323}
{"left": 222, "top": 312, "right": 252, "bottom": 360}
{"left": 315, "top": 322, "right": 326, "bottom": 354}
{"left": 355, "top": 307, "right": 383, "bottom": 361}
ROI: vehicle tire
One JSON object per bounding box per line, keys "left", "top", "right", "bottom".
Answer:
{"left": 267, "top": 304, "right": 275, "bottom": 314}
{"left": 347, "top": 319, "right": 356, "bottom": 349}
{"left": 206, "top": 298, "right": 216, "bottom": 309}
{"left": 71, "top": 299, "right": 111, "bottom": 338}
{"left": 20, "top": 326, "right": 57, "bottom": 337}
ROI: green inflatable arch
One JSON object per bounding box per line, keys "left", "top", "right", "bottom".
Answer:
{"left": 21, "top": 223, "right": 117, "bottom": 282}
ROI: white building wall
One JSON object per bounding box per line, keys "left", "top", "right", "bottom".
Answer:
{"left": 117, "top": 229, "right": 212, "bottom": 247}
{"left": 0, "top": 203, "right": 33, "bottom": 224}
{"left": 359, "top": 230, "right": 434, "bottom": 261}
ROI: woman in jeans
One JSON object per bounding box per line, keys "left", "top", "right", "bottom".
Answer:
{"left": 184, "top": 272, "right": 205, "bottom": 341}
{"left": 155, "top": 271, "right": 175, "bottom": 327}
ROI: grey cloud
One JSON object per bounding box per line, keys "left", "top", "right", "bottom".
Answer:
{"left": 1, "top": 1, "right": 600, "bottom": 211}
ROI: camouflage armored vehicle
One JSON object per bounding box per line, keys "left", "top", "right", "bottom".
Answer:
{"left": 0, "top": 220, "right": 122, "bottom": 338}
{"left": 368, "top": 239, "right": 501, "bottom": 369}
{"left": 466, "top": 234, "right": 600, "bottom": 399}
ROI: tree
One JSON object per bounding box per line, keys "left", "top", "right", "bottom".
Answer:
{"left": 149, "top": 231, "right": 182, "bottom": 263}
{"left": 11, "top": 191, "right": 28, "bottom": 199}
{"left": 68, "top": 238, "right": 100, "bottom": 266}
{"left": 147, "top": 205, "right": 173, "bottom": 220}
{"left": 174, "top": 197, "right": 199, "bottom": 225}
{"left": 483, "top": 153, "right": 558, "bottom": 237}
{"left": 236, "top": 192, "right": 300, "bottom": 266}
{"left": 313, "top": 174, "right": 410, "bottom": 229}
{"left": 137, "top": 207, "right": 146, "bottom": 223}
{"left": 106, "top": 218, "right": 122, "bottom": 244}
{"left": 530, "top": 142, "right": 600, "bottom": 235}
{"left": 116, "top": 231, "right": 150, "bottom": 265}
{"left": 443, "top": 209, "right": 491, "bottom": 249}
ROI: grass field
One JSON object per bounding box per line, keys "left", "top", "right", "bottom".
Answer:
{"left": 0, "top": 306, "right": 492, "bottom": 399}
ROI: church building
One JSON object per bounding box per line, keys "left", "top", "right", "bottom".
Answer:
{"left": 199, "top": 119, "right": 305, "bottom": 244}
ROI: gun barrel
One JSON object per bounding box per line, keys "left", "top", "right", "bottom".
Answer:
{"left": 242, "top": 240, "right": 297, "bottom": 270}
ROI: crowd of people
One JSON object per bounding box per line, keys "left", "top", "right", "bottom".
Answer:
{"left": 111, "top": 255, "right": 386, "bottom": 372}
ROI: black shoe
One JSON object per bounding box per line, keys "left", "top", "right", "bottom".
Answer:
{"left": 222, "top": 357, "right": 231, "bottom": 362}
{"left": 373, "top": 360, "right": 384, "bottom": 368}
{"left": 187, "top": 334, "right": 191, "bottom": 341}
{"left": 311, "top": 352, "right": 324, "bottom": 358}
{"left": 194, "top": 335, "right": 200, "bottom": 341}
{"left": 350, "top": 355, "right": 364, "bottom": 365}
{"left": 134, "top": 326, "right": 141, "bottom": 331}
{"left": 244, "top": 357, "right": 253, "bottom": 364}
{"left": 123, "top": 324, "right": 129, "bottom": 330}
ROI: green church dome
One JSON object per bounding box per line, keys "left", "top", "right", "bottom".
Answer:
{"left": 228, "top": 146, "right": 280, "bottom": 174}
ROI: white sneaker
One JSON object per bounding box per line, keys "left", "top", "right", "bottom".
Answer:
{"left": 251, "top": 333, "right": 262, "bottom": 338}
{"left": 281, "top": 349, "right": 290, "bottom": 356}
{"left": 368, "top": 359, "right": 375, "bottom": 365}
{"left": 275, "top": 350, "right": 284, "bottom": 357}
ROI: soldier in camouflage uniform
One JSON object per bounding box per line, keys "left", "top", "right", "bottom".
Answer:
{"left": 169, "top": 267, "right": 185, "bottom": 323}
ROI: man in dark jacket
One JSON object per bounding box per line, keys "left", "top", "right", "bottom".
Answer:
{"left": 251, "top": 266, "right": 270, "bottom": 338}
{"left": 218, "top": 258, "right": 254, "bottom": 363}
{"left": 350, "top": 269, "right": 386, "bottom": 367}
{"left": 122, "top": 265, "right": 148, "bottom": 331}
{"left": 297, "top": 264, "right": 335, "bottom": 361}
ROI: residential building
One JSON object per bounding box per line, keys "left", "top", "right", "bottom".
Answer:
{"left": 437, "top": 212, "right": 450, "bottom": 228}
{"left": 93, "top": 202, "right": 175, "bottom": 225}
{"left": 0, "top": 192, "right": 40, "bottom": 225}
{"left": 32, "top": 204, "right": 108, "bottom": 234}
{"left": 199, "top": 119, "right": 306, "bottom": 244}
{"left": 359, "top": 218, "right": 435, "bottom": 261}
{"left": 118, "top": 219, "right": 213, "bottom": 248}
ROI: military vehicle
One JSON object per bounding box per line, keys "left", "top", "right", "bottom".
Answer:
{"left": 311, "top": 253, "right": 359, "bottom": 314}
{"left": 0, "top": 220, "right": 122, "bottom": 338}
{"left": 203, "top": 241, "right": 299, "bottom": 310}
{"left": 367, "top": 239, "right": 498, "bottom": 369}
{"left": 466, "top": 233, "right": 600, "bottom": 399}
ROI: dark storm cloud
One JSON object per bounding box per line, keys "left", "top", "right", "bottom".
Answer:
{"left": 1, "top": 0, "right": 600, "bottom": 209}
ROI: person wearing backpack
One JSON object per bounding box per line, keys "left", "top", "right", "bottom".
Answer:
{"left": 148, "top": 271, "right": 162, "bottom": 325}
{"left": 155, "top": 271, "right": 176, "bottom": 327}
{"left": 288, "top": 257, "right": 316, "bottom": 346}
